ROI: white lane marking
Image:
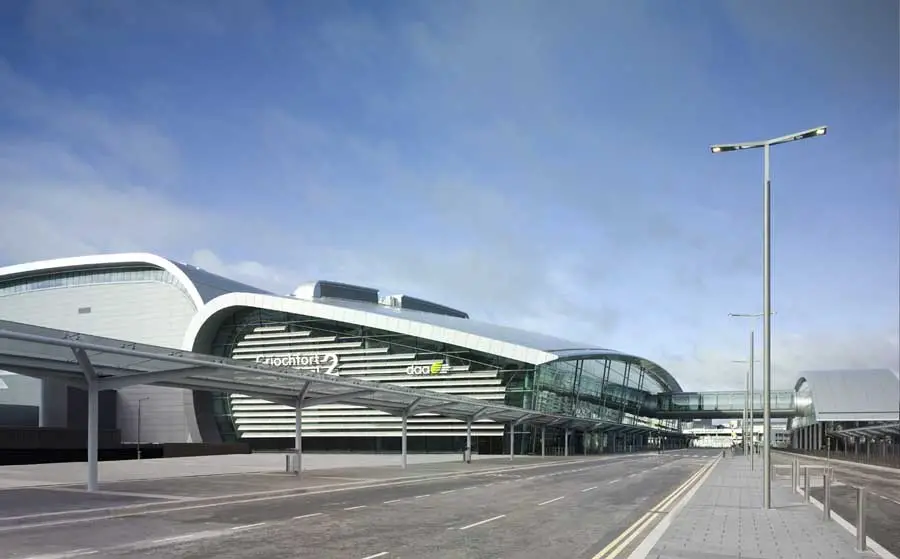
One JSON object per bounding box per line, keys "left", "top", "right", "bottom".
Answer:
{"left": 609, "top": 479, "right": 620, "bottom": 484}
{"left": 232, "top": 522, "right": 266, "bottom": 530}
{"left": 293, "top": 512, "right": 323, "bottom": 520}
{"left": 360, "top": 553, "right": 389, "bottom": 559}
{"left": 344, "top": 505, "right": 367, "bottom": 511}
{"left": 628, "top": 473, "right": 638, "bottom": 477}
{"left": 414, "top": 494, "right": 431, "bottom": 499}
{"left": 582, "top": 486, "right": 598, "bottom": 493}
{"left": 459, "top": 514, "right": 506, "bottom": 531}
{"left": 537, "top": 496, "right": 565, "bottom": 506}
{"left": 877, "top": 493, "right": 900, "bottom": 506}
{"left": 383, "top": 499, "right": 402, "bottom": 504}
{"left": 22, "top": 550, "right": 99, "bottom": 558}
{"left": 1, "top": 457, "right": 624, "bottom": 533}
{"left": 440, "top": 489, "right": 456, "bottom": 494}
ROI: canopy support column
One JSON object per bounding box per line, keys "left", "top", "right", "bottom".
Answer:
{"left": 401, "top": 411, "right": 409, "bottom": 469}
{"left": 292, "top": 383, "right": 311, "bottom": 477}
{"left": 73, "top": 348, "right": 99, "bottom": 492}
{"left": 541, "top": 426, "right": 546, "bottom": 457}
{"left": 564, "top": 428, "right": 570, "bottom": 457}
{"left": 465, "top": 418, "right": 472, "bottom": 463}
{"left": 508, "top": 421, "right": 515, "bottom": 460}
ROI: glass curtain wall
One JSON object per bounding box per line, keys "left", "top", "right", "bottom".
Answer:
{"left": 529, "top": 357, "right": 677, "bottom": 454}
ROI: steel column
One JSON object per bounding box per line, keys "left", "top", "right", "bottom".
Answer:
{"left": 465, "top": 418, "right": 472, "bottom": 463}
{"left": 294, "top": 395, "right": 302, "bottom": 475}
{"left": 401, "top": 411, "right": 408, "bottom": 469}
{"left": 541, "top": 425, "right": 546, "bottom": 457}
{"left": 86, "top": 378, "right": 99, "bottom": 492}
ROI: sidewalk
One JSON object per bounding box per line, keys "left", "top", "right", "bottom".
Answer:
{"left": 641, "top": 455, "right": 880, "bottom": 559}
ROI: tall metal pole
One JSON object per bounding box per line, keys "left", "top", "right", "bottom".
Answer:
{"left": 750, "top": 330, "right": 755, "bottom": 471}
{"left": 763, "top": 143, "right": 773, "bottom": 509}
{"left": 744, "top": 368, "right": 749, "bottom": 455}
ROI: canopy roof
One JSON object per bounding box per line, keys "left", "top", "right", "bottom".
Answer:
{"left": 0, "top": 320, "right": 677, "bottom": 435}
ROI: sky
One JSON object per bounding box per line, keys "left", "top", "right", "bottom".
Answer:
{"left": 0, "top": 0, "right": 897, "bottom": 392}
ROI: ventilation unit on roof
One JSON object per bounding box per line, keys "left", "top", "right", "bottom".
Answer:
{"left": 379, "top": 294, "right": 469, "bottom": 319}
{"left": 291, "top": 280, "right": 379, "bottom": 304}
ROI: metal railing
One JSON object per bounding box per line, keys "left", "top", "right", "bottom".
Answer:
{"left": 780, "top": 445, "right": 900, "bottom": 469}
{"left": 777, "top": 458, "right": 870, "bottom": 552}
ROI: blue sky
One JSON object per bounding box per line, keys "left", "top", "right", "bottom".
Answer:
{"left": 0, "top": 0, "right": 897, "bottom": 390}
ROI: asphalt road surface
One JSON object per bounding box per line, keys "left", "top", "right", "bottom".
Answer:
{"left": 3, "top": 450, "right": 718, "bottom": 559}
{"left": 773, "top": 452, "right": 900, "bottom": 557}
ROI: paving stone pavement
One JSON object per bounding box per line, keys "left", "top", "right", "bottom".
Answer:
{"left": 645, "top": 455, "right": 880, "bottom": 559}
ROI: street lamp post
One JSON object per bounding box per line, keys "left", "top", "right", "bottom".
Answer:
{"left": 137, "top": 397, "right": 149, "bottom": 460}
{"left": 714, "top": 126, "right": 828, "bottom": 509}
{"left": 730, "top": 358, "right": 752, "bottom": 457}
{"left": 730, "top": 312, "right": 773, "bottom": 472}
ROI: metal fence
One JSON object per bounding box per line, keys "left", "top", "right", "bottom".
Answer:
{"left": 780, "top": 444, "right": 900, "bottom": 469}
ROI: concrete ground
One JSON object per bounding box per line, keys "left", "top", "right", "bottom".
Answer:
{"left": 772, "top": 451, "right": 900, "bottom": 558}
{"left": 0, "top": 452, "right": 500, "bottom": 488}
{"left": 0, "top": 450, "right": 719, "bottom": 559}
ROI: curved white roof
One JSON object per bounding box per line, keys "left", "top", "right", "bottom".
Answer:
{"left": 794, "top": 369, "right": 900, "bottom": 422}
{"left": 184, "top": 292, "right": 682, "bottom": 391}
{"left": 0, "top": 252, "right": 269, "bottom": 309}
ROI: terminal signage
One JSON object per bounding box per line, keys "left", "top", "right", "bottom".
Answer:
{"left": 256, "top": 353, "right": 339, "bottom": 376}
{"left": 406, "top": 361, "right": 448, "bottom": 376}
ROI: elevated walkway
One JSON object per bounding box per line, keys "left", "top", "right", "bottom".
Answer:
{"left": 649, "top": 389, "right": 800, "bottom": 419}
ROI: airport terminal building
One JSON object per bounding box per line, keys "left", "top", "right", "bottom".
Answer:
{"left": 0, "top": 253, "right": 682, "bottom": 454}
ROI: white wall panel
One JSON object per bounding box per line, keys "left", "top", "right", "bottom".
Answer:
{"left": 0, "top": 281, "right": 199, "bottom": 443}
{"left": 228, "top": 324, "right": 507, "bottom": 439}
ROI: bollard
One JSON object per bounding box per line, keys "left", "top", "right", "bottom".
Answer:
{"left": 803, "top": 467, "right": 810, "bottom": 502}
{"left": 822, "top": 473, "right": 831, "bottom": 520}
{"left": 856, "top": 487, "right": 867, "bottom": 551}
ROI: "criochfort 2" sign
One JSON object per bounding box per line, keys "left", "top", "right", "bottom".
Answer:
{"left": 256, "top": 353, "right": 339, "bottom": 376}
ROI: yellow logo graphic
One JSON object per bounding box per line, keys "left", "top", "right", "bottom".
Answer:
{"left": 430, "top": 361, "right": 443, "bottom": 375}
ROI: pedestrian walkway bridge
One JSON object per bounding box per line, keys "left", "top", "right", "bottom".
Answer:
{"left": 648, "top": 389, "right": 801, "bottom": 419}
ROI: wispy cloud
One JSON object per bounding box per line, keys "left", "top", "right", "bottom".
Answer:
{"left": 0, "top": 1, "right": 896, "bottom": 391}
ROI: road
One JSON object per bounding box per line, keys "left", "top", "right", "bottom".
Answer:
{"left": 773, "top": 452, "right": 900, "bottom": 557}
{"left": 3, "top": 450, "right": 718, "bottom": 559}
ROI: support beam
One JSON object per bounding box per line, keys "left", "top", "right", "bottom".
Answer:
{"left": 508, "top": 421, "right": 515, "bottom": 460}
{"left": 299, "top": 390, "right": 374, "bottom": 408}
{"left": 97, "top": 366, "right": 221, "bottom": 390}
{"left": 410, "top": 402, "right": 457, "bottom": 416}
{"left": 564, "top": 428, "right": 570, "bottom": 457}
{"left": 473, "top": 407, "right": 493, "bottom": 421}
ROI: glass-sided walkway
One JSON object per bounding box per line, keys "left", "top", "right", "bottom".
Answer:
{"left": 650, "top": 389, "right": 800, "bottom": 419}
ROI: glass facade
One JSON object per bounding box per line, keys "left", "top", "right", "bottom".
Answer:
{"left": 200, "top": 307, "right": 680, "bottom": 454}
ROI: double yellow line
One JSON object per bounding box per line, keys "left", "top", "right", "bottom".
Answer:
{"left": 592, "top": 458, "right": 718, "bottom": 559}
